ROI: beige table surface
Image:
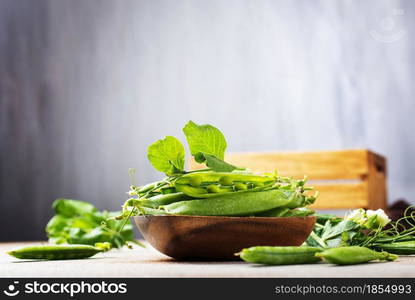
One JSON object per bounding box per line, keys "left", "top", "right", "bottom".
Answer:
{"left": 1, "top": 242, "right": 415, "bottom": 278}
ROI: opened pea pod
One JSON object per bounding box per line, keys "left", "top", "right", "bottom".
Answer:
{"left": 173, "top": 172, "right": 277, "bottom": 198}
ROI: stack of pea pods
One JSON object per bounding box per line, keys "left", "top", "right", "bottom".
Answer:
{"left": 121, "top": 169, "right": 318, "bottom": 218}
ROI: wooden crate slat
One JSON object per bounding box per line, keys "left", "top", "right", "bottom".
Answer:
{"left": 225, "top": 150, "right": 369, "bottom": 180}
{"left": 309, "top": 183, "right": 368, "bottom": 209}
{"left": 366, "top": 151, "right": 387, "bottom": 209}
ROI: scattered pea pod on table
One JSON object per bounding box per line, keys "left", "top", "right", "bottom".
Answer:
{"left": 238, "top": 246, "right": 323, "bottom": 265}
{"left": 315, "top": 246, "right": 398, "bottom": 265}
{"left": 373, "top": 241, "right": 415, "bottom": 255}
{"left": 7, "top": 242, "right": 111, "bottom": 260}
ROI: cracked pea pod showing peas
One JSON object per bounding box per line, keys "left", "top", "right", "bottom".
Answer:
{"left": 174, "top": 172, "right": 277, "bottom": 198}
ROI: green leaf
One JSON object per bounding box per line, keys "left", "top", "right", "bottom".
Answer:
{"left": 321, "top": 219, "right": 360, "bottom": 241}
{"left": 46, "top": 200, "right": 137, "bottom": 249}
{"left": 45, "top": 215, "right": 70, "bottom": 236}
{"left": 183, "top": 121, "right": 227, "bottom": 162}
{"left": 203, "top": 153, "right": 236, "bottom": 172}
{"left": 147, "top": 136, "right": 185, "bottom": 175}
{"left": 52, "top": 198, "right": 96, "bottom": 217}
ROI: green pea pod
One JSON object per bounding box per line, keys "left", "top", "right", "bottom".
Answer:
{"left": 283, "top": 193, "right": 305, "bottom": 209}
{"left": 238, "top": 246, "right": 323, "bottom": 265}
{"left": 315, "top": 246, "right": 398, "bottom": 265}
{"left": 7, "top": 243, "right": 111, "bottom": 260}
{"left": 283, "top": 193, "right": 317, "bottom": 209}
{"left": 256, "top": 207, "right": 314, "bottom": 217}
{"left": 282, "top": 208, "right": 315, "bottom": 217}
{"left": 138, "top": 206, "right": 169, "bottom": 215}
{"left": 160, "top": 187, "right": 177, "bottom": 194}
{"left": 137, "top": 192, "right": 191, "bottom": 208}
{"left": 161, "top": 189, "right": 294, "bottom": 216}
{"left": 137, "top": 181, "right": 160, "bottom": 193}
{"left": 315, "top": 213, "right": 343, "bottom": 225}
{"left": 373, "top": 241, "right": 415, "bottom": 255}
{"left": 255, "top": 207, "right": 290, "bottom": 217}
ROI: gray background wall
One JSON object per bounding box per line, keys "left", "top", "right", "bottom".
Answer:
{"left": 1, "top": 0, "right": 414, "bottom": 241}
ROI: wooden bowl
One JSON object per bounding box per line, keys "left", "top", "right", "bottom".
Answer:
{"left": 134, "top": 215, "right": 316, "bottom": 260}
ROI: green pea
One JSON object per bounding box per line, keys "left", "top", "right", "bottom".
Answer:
{"left": 189, "top": 176, "right": 202, "bottom": 187}
{"left": 238, "top": 246, "right": 323, "bottom": 265}
{"left": 219, "top": 176, "right": 233, "bottom": 186}
{"left": 7, "top": 243, "right": 111, "bottom": 260}
{"left": 206, "top": 184, "right": 233, "bottom": 194}
{"left": 234, "top": 183, "right": 248, "bottom": 191}
{"left": 206, "top": 184, "right": 222, "bottom": 193}
{"left": 161, "top": 189, "right": 294, "bottom": 216}
{"left": 174, "top": 184, "right": 208, "bottom": 196}
{"left": 315, "top": 246, "right": 398, "bottom": 265}
{"left": 373, "top": 241, "right": 415, "bottom": 255}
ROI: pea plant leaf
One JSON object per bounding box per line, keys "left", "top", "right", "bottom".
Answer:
{"left": 147, "top": 136, "right": 185, "bottom": 175}
{"left": 183, "top": 121, "right": 227, "bottom": 162}
{"left": 46, "top": 199, "right": 138, "bottom": 248}
{"left": 182, "top": 121, "right": 236, "bottom": 172}
{"left": 321, "top": 219, "right": 360, "bottom": 241}
{"left": 52, "top": 198, "right": 96, "bottom": 218}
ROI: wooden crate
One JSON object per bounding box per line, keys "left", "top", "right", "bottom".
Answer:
{"left": 189, "top": 149, "right": 387, "bottom": 210}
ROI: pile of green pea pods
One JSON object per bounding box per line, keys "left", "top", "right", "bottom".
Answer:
{"left": 120, "top": 169, "right": 318, "bottom": 218}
